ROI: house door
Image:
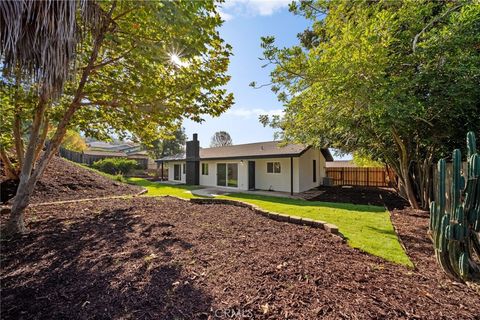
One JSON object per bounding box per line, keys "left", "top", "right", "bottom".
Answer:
{"left": 248, "top": 161, "right": 255, "bottom": 190}
{"left": 173, "top": 164, "right": 181, "bottom": 181}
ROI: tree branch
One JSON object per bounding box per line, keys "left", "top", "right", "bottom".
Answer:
{"left": 412, "top": 3, "right": 464, "bottom": 52}
{"left": 89, "top": 45, "right": 137, "bottom": 70}
{"left": 13, "top": 106, "right": 25, "bottom": 168}
{"left": 33, "top": 115, "right": 49, "bottom": 163}
{"left": 0, "top": 146, "right": 18, "bottom": 180}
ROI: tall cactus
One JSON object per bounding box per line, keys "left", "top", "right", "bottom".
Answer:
{"left": 430, "top": 131, "right": 480, "bottom": 282}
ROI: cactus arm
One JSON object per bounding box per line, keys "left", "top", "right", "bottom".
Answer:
{"left": 429, "top": 131, "right": 480, "bottom": 282}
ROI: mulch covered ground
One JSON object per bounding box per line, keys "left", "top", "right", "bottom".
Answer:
{"left": 0, "top": 156, "right": 142, "bottom": 204}
{"left": 1, "top": 197, "right": 479, "bottom": 319}
{"left": 390, "top": 207, "right": 460, "bottom": 289}
{"left": 309, "top": 185, "right": 410, "bottom": 210}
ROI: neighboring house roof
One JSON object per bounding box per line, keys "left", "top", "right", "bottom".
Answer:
{"left": 157, "top": 154, "right": 186, "bottom": 161}
{"left": 127, "top": 150, "right": 149, "bottom": 156}
{"left": 325, "top": 160, "right": 357, "bottom": 168}
{"left": 87, "top": 141, "right": 141, "bottom": 153}
{"left": 83, "top": 150, "right": 127, "bottom": 157}
{"left": 156, "top": 141, "right": 333, "bottom": 162}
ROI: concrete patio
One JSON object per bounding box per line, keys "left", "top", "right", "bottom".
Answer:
{"left": 191, "top": 187, "right": 299, "bottom": 199}
{"left": 152, "top": 181, "right": 326, "bottom": 200}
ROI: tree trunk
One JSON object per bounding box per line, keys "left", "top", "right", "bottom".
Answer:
{"left": 3, "top": 178, "right": 35, "bottom": 235}
{"left": 401, "top": 161, "right": 419, "bottom": 209}
{"left": 2, "top": 93, "right": 48, "bottom": 236}
{"left": 13, "top": 108, "right": 25, "bottom": 169}
{"left": 34, "top": 115, "right": 49, "bottom": 163}
{"left": 391, "top": 129, "right": 419, "bottom": 209}
{"left": 2, "top": 9, "right": 112, "bottom": 236}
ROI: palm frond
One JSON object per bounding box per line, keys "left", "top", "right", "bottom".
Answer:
{"left": 0, "top": 0, "right": 103, "bottom": 97}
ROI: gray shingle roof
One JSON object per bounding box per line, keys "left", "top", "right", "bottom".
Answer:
{"left": 199, "top": 141, "right": 307, "bottom": 159}
{"left": 156, "top": 141, "right": 333, "bottom": 162}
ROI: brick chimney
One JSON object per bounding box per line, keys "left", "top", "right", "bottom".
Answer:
{"left": 185, "top": 134, "right": 200, "bottom": 185}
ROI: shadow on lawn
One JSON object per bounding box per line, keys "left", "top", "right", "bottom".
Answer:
{"left": 0, "top": 207, "right": 211, "bottom": 320}
{"left": 365, "top": 226, "right": 397, "bottom": 236}
{"left": 225, "top": 193, "right": 386, "bottom": 213}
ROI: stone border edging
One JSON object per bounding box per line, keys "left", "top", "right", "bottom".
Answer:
{"left": 378, "top": 194, "right": 416, "bottom": 269}
{"left": 1, "top": 190, "right": 341, "bottom": 239}
{"left": 189, "top": 198, "right": 341, "bottom": 237}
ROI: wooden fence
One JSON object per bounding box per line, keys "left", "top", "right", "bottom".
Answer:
{"left": 58, "top": 147, "right": 84, "bottom": 163}
{"left": 58, "top": 147, "right": 149, "bottom": 170}
{"left": 325, "top": 167, "right": 394, "bottom": 187}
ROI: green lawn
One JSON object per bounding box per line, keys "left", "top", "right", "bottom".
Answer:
{"left": 126, "top": 177, "right": 200, "bottom": 199}
{"left": 220, "top": 193, "right": 412, "bottom": 266}
{"left": 127, "top": 178, "right": 412, "bottom": 266}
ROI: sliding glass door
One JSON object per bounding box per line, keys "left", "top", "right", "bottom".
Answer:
{"left": 217, "top": 163, "right": 226, "bottom": 186}
{"left": 173, "top": 164, "right": 181, "bottom": 181}
{"left": 227, "top": 163, "right": 238, "bottom": 187}
{"left": 217, "top": 163, "right": 238, "bottom": 187}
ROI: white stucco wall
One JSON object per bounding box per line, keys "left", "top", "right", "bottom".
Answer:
{"left": 254, "top": 157, "right": 300, "bottom": 193}
{"left": 298, "top": 148, "right": 326, "bottom": 192}
{"left": 166, "top": 161, "right": 186, "bottom": 183}
{"left": 199, "top": 160, "right": 249, "bottom": 190}
{"left": 164, "top": 148, "right": 326, "bottom": 193}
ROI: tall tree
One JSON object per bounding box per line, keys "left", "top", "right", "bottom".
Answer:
{"left": 0, "top": 0, "right": 233, "bottom": 235}
{"left": 257, "top": 0, "right": 480, "bottom": 209}
{"left": 146, "top": 127, "right": 187, "bottom": 159}
{"left": 210, "top": 131, "right": 233, "bottom": 147}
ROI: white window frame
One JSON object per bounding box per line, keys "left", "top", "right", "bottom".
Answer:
{"left": 267, "top": 161, "right": 281, "bottom": 174}
{"left": 202, "top": 163, "right": 209, "bottom": 175}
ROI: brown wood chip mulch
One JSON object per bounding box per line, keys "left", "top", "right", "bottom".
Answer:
{"left": 1, "top": 196, "right": 479, "bottom": 320}
{"left": 1, "top": 156, "right": 142, "bottom": 204}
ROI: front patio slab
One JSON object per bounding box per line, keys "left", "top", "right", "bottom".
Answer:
{"left": 191, "top": 187, "right": 297, "bottom": 198}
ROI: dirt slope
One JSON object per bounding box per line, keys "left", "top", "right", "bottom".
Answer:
{"left": 1, "top": 156, "right": 142, "bottom": 204}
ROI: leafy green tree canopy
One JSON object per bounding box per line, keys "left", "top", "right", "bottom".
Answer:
{"left": 0, "top": 0, "right": 234, "bottom": 235}
{"left": 257, "top": 0, "right": 480, "bottom": 208}
{"left": 145, "top": 126, "right": 188, "bottom": 159}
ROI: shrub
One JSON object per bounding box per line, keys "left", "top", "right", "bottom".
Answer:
{"left": 92, "top": 158, "right": 138, "bottom": 175}
{"left": 111, "top": 173, "right": 127, "bottom": 183}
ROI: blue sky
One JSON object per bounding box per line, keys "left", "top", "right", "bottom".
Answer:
{"left": 183, "top": 0, "right": 306, "bottom": 146}
{"left": 183, "top": 0, "right": 350, "bottom": 160}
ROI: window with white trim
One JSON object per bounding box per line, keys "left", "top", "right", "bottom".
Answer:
{"left": 267, "top": 161, "right": 281, "bottom": 173}
{"left": 202, "top": 163, "right": 209, "bottom": 175}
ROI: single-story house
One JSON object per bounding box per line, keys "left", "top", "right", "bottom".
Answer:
{"left": 155, "top": 134, "right": 333, "bottom": 194}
